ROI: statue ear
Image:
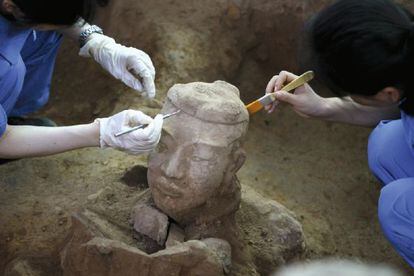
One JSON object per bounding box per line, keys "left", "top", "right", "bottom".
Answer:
{"left": 220, "top": 147, "right": 245, "bottom": 195}
{"left": 229, "top": 148, "right": 246, "bottom": 174}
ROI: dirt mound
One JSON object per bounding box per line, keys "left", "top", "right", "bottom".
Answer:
{"left": 1, "top": 0, "right": 413, "bottom": 275}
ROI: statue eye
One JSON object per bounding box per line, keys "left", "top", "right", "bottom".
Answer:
{"left": 191, "top": 155, "right": 213, "bottom": 162}
{"left": 191, "top": 156, "right": 207, "bottom": 162}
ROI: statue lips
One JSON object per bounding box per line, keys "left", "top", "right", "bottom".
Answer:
{"left": 152, "top": 176, "right": 183, "bottom": 198}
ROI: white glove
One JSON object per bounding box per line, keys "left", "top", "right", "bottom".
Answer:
{"left": 80, "top": 33, "right": 156, "bottom": 98}
{"left": 96, "top": 110, "right": 163, "bottom": 155}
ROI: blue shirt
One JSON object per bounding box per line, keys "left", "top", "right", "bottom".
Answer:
{"left": 0, "top": 15, "right": 61, "bottom": 137}
{"left": 402, "top": 111, "right": 414, "bottom": 150}
{"left": 0, "top": 15, "right": 32, "bottom": 136}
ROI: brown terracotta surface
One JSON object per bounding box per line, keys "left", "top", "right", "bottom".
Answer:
{"left": 57, "top": 81, "right": 303, "bottom": 275}
{"left": 132, "top": 203, "right": 169, "bottom": 246}
{"left": 60, "top": 212, "right": 228, "bottom": 276}
{"left": 58, "top": 180, "right": 304, "bottom": 275}
{"left": 148, "top": 81, "right": 248, "bottom": 226}
{"left": 1, "top": 0, "right": 414, "bottom": 275}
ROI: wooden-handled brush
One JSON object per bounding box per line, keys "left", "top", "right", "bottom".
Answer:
{"left": 246, "top": 71, "right": 314, "bottom": 115}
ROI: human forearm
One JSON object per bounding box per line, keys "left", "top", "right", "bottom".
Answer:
{"left": 59, "top": 18, "right": 92, "bottom": 42}
{"left": 265, "top": 71, "right": 401, "bottom": 127}
{"left": 0, "top": 109, "right": 164, "bottom": 159}
{"left": 0, "top": 122, "right": 100, "bottom": 159}
{"left": 319, "top": 97, "right": 400, "bottom": 127}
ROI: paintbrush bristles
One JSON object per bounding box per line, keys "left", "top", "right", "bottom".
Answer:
{"left": 246, "top": 100, "right": 264, "bottom": 115}
{"left": 245, "top": 71, "right": 314, "bottom": 116}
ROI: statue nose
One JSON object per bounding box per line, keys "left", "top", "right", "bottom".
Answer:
{"left": 161, "top": 150, "right": 184, "bottom": 179}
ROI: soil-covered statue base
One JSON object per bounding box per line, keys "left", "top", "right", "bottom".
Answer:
{"left": 59, "top": 171, "right": 304, "bottom": 276}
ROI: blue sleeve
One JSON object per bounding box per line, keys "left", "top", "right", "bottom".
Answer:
{"left": 0, "top": 103, "right": 6, "bottom": 137}
{"left": 402, "top": 111, "right": 414, "bottom": 148}
{"left": 0, "top": 58, "right": 9, "bottom": 137}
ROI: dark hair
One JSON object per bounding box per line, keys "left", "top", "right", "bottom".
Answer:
{"left": 306, "top": 0, "right": 414, "bottom": 114}
{"left": 12, "top": 0, "right": 109, "bottom": 26}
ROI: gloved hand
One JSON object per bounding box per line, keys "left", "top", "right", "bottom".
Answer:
{"left": 80, "top": 33, "right": 156, "bottom": 98}
{"left": 96, "top": 110, "right": 163, "bottom": 155}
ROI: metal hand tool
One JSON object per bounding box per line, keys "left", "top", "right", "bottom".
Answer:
{"left": 114, "top": 110, "right": 181, "bottom": 137}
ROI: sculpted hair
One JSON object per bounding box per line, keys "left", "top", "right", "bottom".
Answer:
{"left": 305, "top": 0, "right": 414, "bottom": 114}
{"left": 12, "top": 0, "right": 109, "bottom": 25}
{"left": 166, "top": 81, "right": 249, "bottom": 125}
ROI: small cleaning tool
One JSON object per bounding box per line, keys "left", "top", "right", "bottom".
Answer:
{"left": 246, "top": 71, "right": 314, "bottom": 115}
{"left": 115, "top": 110, "right": 181, "bottom": 137}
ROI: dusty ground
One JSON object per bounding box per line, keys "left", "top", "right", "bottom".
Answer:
{"left": 1, "top": 0, "right": 414, "bottom": 275}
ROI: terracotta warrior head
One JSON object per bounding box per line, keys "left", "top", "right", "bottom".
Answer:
{"left": 148, "top": 81, "right": 249, "bottom": 226}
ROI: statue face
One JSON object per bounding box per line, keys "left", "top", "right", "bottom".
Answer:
{"left": 148, "top": 111, "right": 239, "bottom": 220}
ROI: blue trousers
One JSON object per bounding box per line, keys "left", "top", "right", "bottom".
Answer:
{"left": 368, "top": 119, "right": 414, "bottom": 268}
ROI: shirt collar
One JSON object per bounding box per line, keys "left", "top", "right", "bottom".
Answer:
{"left": 0, "top": 15, "right": 32, "bottom": 64}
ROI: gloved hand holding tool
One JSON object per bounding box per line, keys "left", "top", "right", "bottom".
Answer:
{"left": 0, "top": 110, "right": 163, "bottom": 158}
{"left": 114, "top": 110, "right": 180, "bottom": 137}
{"left": 0, "top": 4, "right": 163, "bottom": 160}
{"left": 97, "top": 110, "right": 164, "bottom": 155}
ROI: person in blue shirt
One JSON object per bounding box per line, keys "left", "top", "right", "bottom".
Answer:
{"left": 0, "top": 0, "right": 163, "bottom": 157}
{"left": 264, "top": 0, "right": 414, "bottom": 269}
